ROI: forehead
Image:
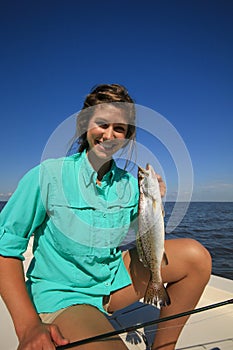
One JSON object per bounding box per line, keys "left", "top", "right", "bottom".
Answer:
{"left": 90, "top": 104, "right": 128, "bottom": 124}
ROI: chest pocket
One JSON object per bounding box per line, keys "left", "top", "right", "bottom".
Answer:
{"left": 91, "top": 205, "right": 134, "bottom": 249}
{"left": 47, "top": 200, "right": 136, "bottom": 257}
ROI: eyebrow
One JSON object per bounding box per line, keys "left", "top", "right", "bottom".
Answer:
{"left": 94, "top": 118, "right": 127, "bottom": 126}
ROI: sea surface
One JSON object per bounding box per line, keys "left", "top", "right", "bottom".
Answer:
{"left": 164, "top": 202, "right": 233, "bottom": 280}
{"left": 0, "top": 201, "right": 232, "bottom": 280}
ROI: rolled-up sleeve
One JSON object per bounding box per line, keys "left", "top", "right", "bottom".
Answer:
{"left": 0, "top": 165, "right": 47, "bottom": 260}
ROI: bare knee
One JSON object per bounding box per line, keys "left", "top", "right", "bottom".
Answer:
{"left": 182, "top": 238, "right": 212, "bottom": 283}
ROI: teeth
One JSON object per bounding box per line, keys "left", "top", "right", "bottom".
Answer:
{"left": 97, "top": 141, "right": 114, "bottom": 150}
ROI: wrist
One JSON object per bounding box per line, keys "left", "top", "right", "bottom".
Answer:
{"left": 16, "top": 314, "right": 42, "bottom": 340}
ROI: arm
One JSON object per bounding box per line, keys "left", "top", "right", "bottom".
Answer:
{"left": 0, "top": 257, "right": 68, "bottom": 349}
{"left": 0, "top": 165, "right": 68, "bottom": 349}
{"left": 0, "top": 256, "right": 41, "bottom": 339}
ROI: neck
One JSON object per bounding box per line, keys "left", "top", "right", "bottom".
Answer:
{"left": 87, "top": 151, "right": 112, "bottom": 181}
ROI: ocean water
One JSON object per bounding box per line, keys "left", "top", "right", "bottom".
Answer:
{"left": 164, "top": 202, "right": 233, "bottom": 280}
{"left": 0, "top": 201, "right": 232, "bottom": 280}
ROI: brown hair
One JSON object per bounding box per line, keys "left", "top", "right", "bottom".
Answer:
{"left": 75, "top": 84, "right": 136, "bottom": 154}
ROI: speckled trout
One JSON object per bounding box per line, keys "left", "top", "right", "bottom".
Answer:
{"left": 137, "top": 164, "right": 170, "bottom": 307}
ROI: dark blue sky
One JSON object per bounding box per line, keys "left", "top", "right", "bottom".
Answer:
{"left": 0, "top": 0, "right": 233, "bottom": 201}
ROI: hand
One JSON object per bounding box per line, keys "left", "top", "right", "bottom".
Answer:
{"left": 17, "top": 322, "right": 69, "bottom": 350}
{"left": 156, "top": 174, "right": 166, "bottom": 198}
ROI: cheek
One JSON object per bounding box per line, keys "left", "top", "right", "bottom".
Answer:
{"left": 121, "top": 130, "right": 128, "bottom": 139}
{"left": 116, "top": 127, "right": 128, "bottom": 140}
{"left": 115, "top": 138, "right": 128, "bottom": 151}
{"left": 86, "top": 130, "right": 91, "bottom": 144}
{"left": 87, "top": 128, "right": 98, "bottom": 142}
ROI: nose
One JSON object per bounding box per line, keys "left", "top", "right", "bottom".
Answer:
{"left": 103, "top": 125, "right": 114, "bottom": 140}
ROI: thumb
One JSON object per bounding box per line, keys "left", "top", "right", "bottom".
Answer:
{"left": 48, "top": 324, "right": 69, "bottom": 346}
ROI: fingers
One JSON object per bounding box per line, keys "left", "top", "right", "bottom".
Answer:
{"left": 49, "top": 324, "right": 69, "bottom": 346}
{"left": 17, "top": 322, "right": 69, "bottom": 350}
{"left": 156, "top": 174, "right": 166, "bottom": 197}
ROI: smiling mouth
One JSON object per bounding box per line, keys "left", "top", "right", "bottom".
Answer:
{"left": 95, "top": 140, "right": 117, "bottom": 152}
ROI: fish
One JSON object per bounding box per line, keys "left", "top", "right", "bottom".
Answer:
{"left": 137, "top": 163, "right": 170, "bottom": 307}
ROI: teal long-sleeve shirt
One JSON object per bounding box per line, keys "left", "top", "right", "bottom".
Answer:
{"left": 0, "top": 152, "right": 139, "bottom": 314}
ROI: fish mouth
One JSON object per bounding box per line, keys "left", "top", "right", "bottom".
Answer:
{"left": 138, "top": 165, "right": 150, "bottom": 176}
{"left": 138, "top": 166, "right": 149, "bottom": 186}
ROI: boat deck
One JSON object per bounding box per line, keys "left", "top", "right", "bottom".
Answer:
{"left": 109, "top": 275, "right": 233, "bottom": 350}
{"left": 1, "top": 239, "right": 232, "bottom": 349}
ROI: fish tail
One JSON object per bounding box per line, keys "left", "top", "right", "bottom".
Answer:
{"left": 144, "top": 281, "right": 171, "bottom": 307}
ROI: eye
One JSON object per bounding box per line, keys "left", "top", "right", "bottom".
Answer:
{"left": 114, "top": 124, "right": 127, "bottom": 133}
{"left": 95, "top": 120, "right": 108, "bottom": 128}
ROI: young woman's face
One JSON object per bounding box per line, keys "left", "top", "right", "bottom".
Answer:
{"left": 86, "top": 104, "right": 128, "bottom": 160}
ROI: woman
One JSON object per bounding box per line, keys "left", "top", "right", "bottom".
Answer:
{"left": 0, "top": 84, "right": 211, "bottom": 350}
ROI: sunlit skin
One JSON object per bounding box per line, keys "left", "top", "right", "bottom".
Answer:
{"left": 53, "top": 106, "right": 211, "bottom": 350}
{"left": 0, "top": 103, "right": 211, "bottom": 350}
{"left": 86, "top": 104, "right": 128, "bottom": 180}
{"left": 53, "top": 105, "right": 211, "bottom": 350}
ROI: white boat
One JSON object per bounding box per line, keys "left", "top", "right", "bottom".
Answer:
{"left": 1, "top": 239, "right": 233, "bottom": 350}
{"left": 114, "top": 274, "right": 233, "bottom": 350}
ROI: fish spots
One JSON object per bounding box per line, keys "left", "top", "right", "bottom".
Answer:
{"left": 137, "top": 164, "right": 170, "bottom": 308}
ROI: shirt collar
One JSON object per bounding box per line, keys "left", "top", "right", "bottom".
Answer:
{"left": 80, "top": 151, "right": 116, "bottom": 187}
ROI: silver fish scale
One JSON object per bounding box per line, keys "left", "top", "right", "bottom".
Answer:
{"left": 137, "top": 164, "right": 170, "bottom": 307}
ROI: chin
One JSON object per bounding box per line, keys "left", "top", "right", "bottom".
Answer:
{"left": 89, "top": 148, "right": 112, "bottom": 161}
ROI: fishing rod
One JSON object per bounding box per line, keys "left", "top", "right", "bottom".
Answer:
{"left": 56, "top": 298, "right": 233, "bottom": 349}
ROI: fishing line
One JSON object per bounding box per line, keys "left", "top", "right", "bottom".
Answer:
{"left": 56, "top": 298, "right": 232, "bottom": 349}
{"left": 143, "top": 307, "right": 233, "bottom": 335}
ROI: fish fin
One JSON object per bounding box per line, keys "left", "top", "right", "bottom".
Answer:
{"left": 162, "top": 251, "right": 169, "bottom": 266}
{"left": 144, "top": 281, "right": 171, "bottom": 307}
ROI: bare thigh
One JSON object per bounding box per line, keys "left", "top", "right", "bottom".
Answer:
{"left": 108, "top": 238, "right": 211, "bottom": 312}
{"left": 53, "top": 304, "right": 128, "bottom": 350}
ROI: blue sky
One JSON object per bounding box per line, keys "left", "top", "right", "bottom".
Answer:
{"left": 0, "top": 0, "right": 232, "bottom": 201}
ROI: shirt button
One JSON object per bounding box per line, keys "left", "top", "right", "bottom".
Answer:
{"left": 105, "top": 282, "right": 110, "bottom": 286}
